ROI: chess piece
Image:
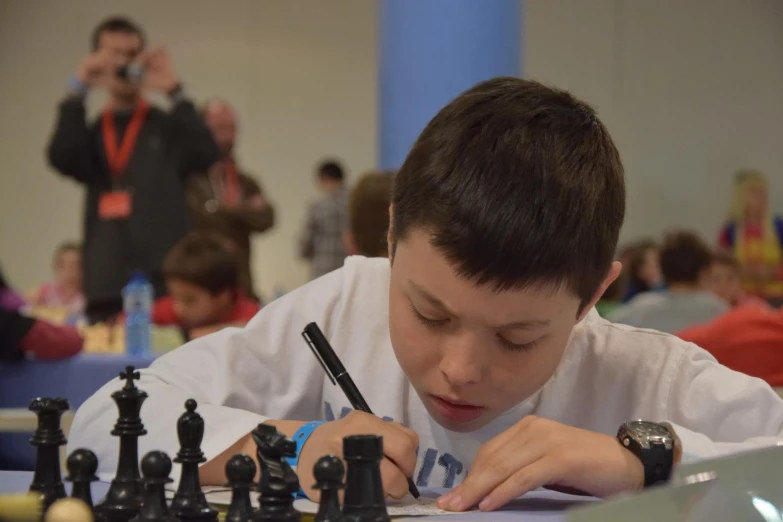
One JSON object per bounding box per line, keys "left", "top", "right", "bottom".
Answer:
{"left": 130, "top": 451, "right": 176, "bottom": 522}
{"left": 45, "top": 498, "right": 94, "bottom": 522}
{"left": 65, "top": 448, "right": 99, "bottom": 509}
{"left": 225, "top": 454, "right": 257, "bottom": 522}
{"left": 341, "top": 435, "right": 389, "bottom": 522}
{"left": 96, "top": 366, "right": 148, "bottom": 522}
{"left": 312, "top": 455, "right": 345, "bottom": 522}
{"left": 0, "top": 493, "right": 43, "bottom": 522}
{"left": 170, "top": 399, "right": 219, "bottom": 522}
{"left": 28, "top": 397, "right": 70, "bottom": 513}
{"left": 251, "top": 424, "right": 301, "bottom": 522}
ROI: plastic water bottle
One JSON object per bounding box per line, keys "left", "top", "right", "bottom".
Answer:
{"left": 123, "top": 272, "right": 153, "bottom": 357}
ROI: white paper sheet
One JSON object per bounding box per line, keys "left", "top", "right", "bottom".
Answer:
{"left": 165, "top": 487, "right": 457, "bottom": 517}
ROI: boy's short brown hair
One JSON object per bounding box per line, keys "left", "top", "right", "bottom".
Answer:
{"left": 659, "top": 231, "right": 713, "bottom": 284}
{"left": 349, "top": 172, "right": 395, "bottom": 257}
{"left": 391, "top": 77, "right": 625, "bottom": 307}
{"left": 163, "top": 232, "right": 239, "bottom": 295}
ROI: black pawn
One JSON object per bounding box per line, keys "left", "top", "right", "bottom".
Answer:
{"left": 131, "top": 451, "right": 176, "bottom": 522}
{"left": 170, "top": 399, "right": 218, "bottom": 522}
{"left": 251, "top": 424, "right": 301, "bottom": 522}
{"left": 28, "top": 397, "right": 70, "bottom": 513}
{"left": 97, "top": 366, "right": 148, "bottom": 522}
{"left": 65, "top": 448, "right": 99, "bottom": 509}
{"left": 341, "top": 435, "right": 389, "bottom": 522}
{"left": 225, "top": 454, "right": 257, "bottom": 522}
{"left": 312, "top": 455, "right": 345, "bottom": 522}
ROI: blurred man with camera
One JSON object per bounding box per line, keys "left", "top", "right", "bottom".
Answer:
{"left": 46, "top": 16, "right": 219, "bottom": 323}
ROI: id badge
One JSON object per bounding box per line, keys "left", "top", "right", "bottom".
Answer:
{"left": 98, "top": 190, "right": 132, "bottom": 220}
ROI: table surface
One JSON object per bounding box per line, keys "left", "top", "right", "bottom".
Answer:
{"left": 0, "top": 471, "right": 589, "bottom": 521}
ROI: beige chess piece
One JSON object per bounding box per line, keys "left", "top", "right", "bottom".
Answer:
{"left": 45, "top": 498, "right": 93, "bottom": 522}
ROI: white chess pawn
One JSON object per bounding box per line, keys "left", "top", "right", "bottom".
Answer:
{"left": 45, "top": 498, "right": 93, "bottom": 522}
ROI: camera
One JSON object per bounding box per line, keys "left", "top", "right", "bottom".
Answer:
{"left": 116, "top": 63, "right": 144, "bottom": 82}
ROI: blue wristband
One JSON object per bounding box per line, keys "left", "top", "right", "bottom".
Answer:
{"left": 286, "top": 421, "right": 325, "bottom": 468}
{"left": 286, "top": 421, "right": 325, "bottom": 498}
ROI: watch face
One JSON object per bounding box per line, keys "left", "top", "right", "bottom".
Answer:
{"left": 628, "top": 420, "right": 671, "bottom": 438}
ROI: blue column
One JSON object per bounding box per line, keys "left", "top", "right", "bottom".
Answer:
{"left": 379, "top": 0, "right": 522, "bottom": 170}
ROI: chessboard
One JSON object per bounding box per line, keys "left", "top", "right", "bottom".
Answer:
{"left": 0, "top": 366, "right": 580, "bottom": 522}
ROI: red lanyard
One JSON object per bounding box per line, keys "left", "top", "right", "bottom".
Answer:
{"left": 101, "top": 99, "right": 149, "bottom": 181}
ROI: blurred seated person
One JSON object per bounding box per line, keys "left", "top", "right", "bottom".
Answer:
{"left": 719, "top": 170, "right": 783, "bottom": 302}
{"left": 0, "top": 267, "right": 26, "bottom": 312}
{"left": 705, "top": 251, "right": 770, "bottom": 310}
{"left": 1, "top": 267, "right": 82, "bottom": 361}
{"left": 678, "top": 305, "right": 783, "bottom": 387}
{"left": 153, "top": 232, "right": 259, "bottom": 339}
{"left": 187, "top": 99, "right": 275, "bottom": 301}
{"left": 609, "top": 231, "right": 729, "bottom": 333}
{"left": 298, "top": 160, "right": 349, "bottom": 280}
{"left": 26, "top": 241, "right": 86, "bottom": 317}
{"left": 343, "top": 171, "right": 394, "bottom": 258}
{"left": 595, "top": 265, "right": 627, "bottom": 318}
{"left": 618, "top": 239, "right": 663, "bottom": 302}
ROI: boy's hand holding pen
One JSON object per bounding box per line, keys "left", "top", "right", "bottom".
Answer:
{"left": 296, "top": 411, "right": 420, "bottom": 501}
{"left": 302, "top": 322, "right": 422, "bottom": 500}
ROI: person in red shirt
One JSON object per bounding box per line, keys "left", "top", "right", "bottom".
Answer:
{"left": 154, "top": 232, "right": 259, "bottom": 339}
{"left": 678, "top": 306, "right": 783, "bottom": 387}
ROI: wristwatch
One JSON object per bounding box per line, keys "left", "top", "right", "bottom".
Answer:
{"left": 617, "top": 420, "right": 675, "bottom": 487}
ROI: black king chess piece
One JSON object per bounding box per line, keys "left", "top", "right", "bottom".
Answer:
{"left": 312, "top": 455, "right": 345, "bottom": 522}
{"left": 28, "top": 397, "right": 70, "bottom": 513}
{"left": 341, "top": 435, "right": 390, "bottom": 522}
{"left": 131, "top": 450, "right": 177, "bottom": 522}
{"left": 65, "top": 448, "right": 99, "bottom": 509}
{"left": 96, "top": 366, "right": 148, "bottom": 522}
{"left": 251, "top": 424, "right": 301, "bottom": 522}
{"left": 225, "top": 454, "right": 257, "bottom": 522}
{"left": 170, "top": 399, "right": 219, "bottom": 522}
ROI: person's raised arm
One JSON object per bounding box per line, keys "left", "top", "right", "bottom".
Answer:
{"left": 46, "top": 52, "right": 112, "bottom": 184}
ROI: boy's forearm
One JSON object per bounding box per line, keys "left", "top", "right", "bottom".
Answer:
{"left": 198, "top": 419, "right": 307, "bottom": 486}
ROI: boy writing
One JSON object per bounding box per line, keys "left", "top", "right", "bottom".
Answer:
{"left": 152, "top": 232, "right": 259, "bottom": 339}
{"left": 69, "top": 78, "right": 783, "bottom": 512}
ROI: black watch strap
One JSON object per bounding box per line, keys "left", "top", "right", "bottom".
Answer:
{"left": 644, "top": 440, "right": 673, "bottom": 487}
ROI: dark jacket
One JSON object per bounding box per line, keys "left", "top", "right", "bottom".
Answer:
{"left": 46, "top": 95, "right": 219, "bottom": 318}
{"left": 186, "top": 162, "right": 275, "bottom": 300}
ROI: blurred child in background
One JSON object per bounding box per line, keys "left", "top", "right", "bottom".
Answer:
{"left": 26, "top": 242, "right": 85, "bottom": 317}
{"left": 719, "top": 170, "right": 783, "bottom": 303}
{"left": 609, "top": 231, "right": 729, "bottom": 333}
{"left": 619, "top": 239, "right": 663, "bottom": 302}
{"left": 705, "top": 251, "right": 770, "bottom": 309}
{"left": 153, "top": 232, "right": 259, "bottom": 339}
{"left": 299, "top": 160, "right": 349, "bottom": 280}
{"left": 343, "top": 171, "right": 395, "bottom": 258}
{"left": 0, "top": 266, "right": 82, "bottom": 361}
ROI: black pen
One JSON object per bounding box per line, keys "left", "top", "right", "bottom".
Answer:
{"left": 302, "top": 321, "right": 421, "bottom": 499}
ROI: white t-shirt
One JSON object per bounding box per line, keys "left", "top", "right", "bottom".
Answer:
{"left": 69, "top": 257, "right": 783, "bottom": 487}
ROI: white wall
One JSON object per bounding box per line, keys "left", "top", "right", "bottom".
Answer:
{"left": 525, "top": 0, "right": 783, "bottom": 245}
{"left": 0, "top": 0, "right": 377, "bottom": 298}
{"left": 1, "top": 0, "right": 781, "bottom": 297}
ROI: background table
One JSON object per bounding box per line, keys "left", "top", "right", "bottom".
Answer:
{"left": 0, "top": 471, "right": 583, "bottom": 521}
{"left": 0, "top": 354, "right": 155, "bottom": 470}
